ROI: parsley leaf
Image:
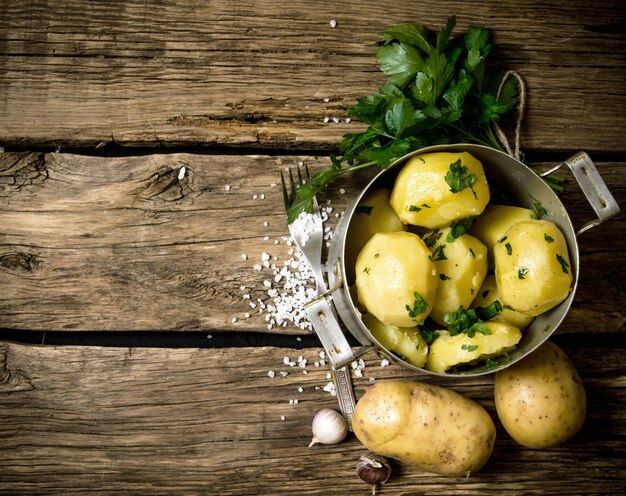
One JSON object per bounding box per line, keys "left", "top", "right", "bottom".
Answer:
{"left": 447, "top": 217, "right": 475, "bottom": 242}
{"left": 406, "top": 291, "right": 429, "bottom": 321}
{"left": 556, "top": 254, "right": 570, "bottom": 274}
{"left": 461, "top": 344, "right": 478, "bottom": 352}
{"left": 444, "top": 306, "right": 492, "bottom": 337}
{"left": 474, "top": 300, "right": 503, "bottom": 320}
{"left": 445, "top": 159, "right": 478, "bottom": 197}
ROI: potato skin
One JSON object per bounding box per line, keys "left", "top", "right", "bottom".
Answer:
{"left": 353, "top": 380, "right": 496, "bottom": 477}
{"left": 390, "top": 152, "right": 490, "bottom": 228}
{"left": 495, "top": 341, "right": 586, "bottom": 448}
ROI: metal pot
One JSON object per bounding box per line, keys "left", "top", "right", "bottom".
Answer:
{"left": 323, "top": 144, "right": 619, "bottom": 376}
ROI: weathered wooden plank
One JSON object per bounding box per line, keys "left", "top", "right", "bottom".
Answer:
{"left": 0, "top": 152, "right": 624, "bottom": 333}
{"left": 1, "top": 0, "right": 625, "bottom": 152}
{"left": 0, "top": 341, "right": 624, "bottom": 495}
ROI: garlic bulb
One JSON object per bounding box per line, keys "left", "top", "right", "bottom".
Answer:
{"left": 356, "top": 452, "right": 392, "bottom": 495}
{"left": 308, "top": 408, "right": 348, "bottom": 447}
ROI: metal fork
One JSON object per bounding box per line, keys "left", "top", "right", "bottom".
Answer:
{"left": 281, "top": 166, "right": 357, "bottom": 428}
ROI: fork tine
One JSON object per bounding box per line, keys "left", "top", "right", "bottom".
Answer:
{"left": 304, "top": 164, "right": 311, "bottom": 182}
{"left": 297, "top": 164, "right": 304, "bottom": 187}
{"left": 280, "top": 170, "right": 290, "bottom": 210}
{"left": 288, "top": 167, "right": 297, "bottom": 205}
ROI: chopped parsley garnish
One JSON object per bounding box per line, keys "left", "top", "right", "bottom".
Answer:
{"left": 530, "top": 196, "right": 547, "bottom": 219}
{"left": 498, "top": 236, "right": 508, "bottom": 243}
{"left": 444, "top": 306, "right": 491, "bottom": 337}
{"left": 486, "top": 357, "right": 512, "bottom": 369}
{"left": 445, "top": 159, "right": 478, "bottom": 198}
{"left": 544, "top": 233, "right": 555, "bottom": 243}
{"left": 419, "top": 324, "right": 439, "bottom": 344}
{"left": 422, "top": 229, "right": 442, "bottom": 248}
{"left": 446, "top": 217, "right": 475, "bottom": 242}
{"left": 469, "top": 248, "right": 476, "bottom": 258}
{"left": 421, "top": 203, "right": 431, "bottom": 208}
{"left": 406, "top": 291, "right": 428, "bottom": 321}
{"left": 461, "top": 344, "right": 478, "bottom": 352}
{"left": 363, "top": 267, "right": 371, "bottom": 274}
{"left": 355, "top": 205, "right": 374, "bottom": 215}
{"left": 374, "top": 252, "right": 380, "bottom": 258}
{"left": 439, "top": 273, "right": 452, "bottom": 280}
{"left": 556, "top": 254, "right": 569, "bottom": 274}
{"left": 505, "top": 242, "right": 512, "bottom": 255}
{"left": 408, "top": 204, "right": 421, "bottom": 212}
{"left": 474, "top": 300, "right": 503, "bottom": 320}
{"left": 418, "top": 157, "right": 426, "bottom": 164}
{"left": 518, "top": 267, "right": 529, "bottom": 279}
{"left": 543, "top": 325, "right": 551, "bottom": 333}
{"left": 432, "top": 244, "right": 447, "bottom": 261}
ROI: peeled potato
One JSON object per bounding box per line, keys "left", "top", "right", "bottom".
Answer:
{"left": 355, "top": 231, "right": 438, "bottom": 327}
{"left": 353, "top": 379, "right": 496, "bottom": 477}
{"left": 426, "top": 321, "right": 522, "bottom": 373}
{"left": 494, "top": 220, "right": 573, "bottom": 316}
{"left": 495, "top": 341, "right": 586, "bottom": 448}
{"left": 428, "top": 228, "right": 488, "bottom": 325}
{"left": 362, "top": 313, "right": 428, "bottom": 368}
{"left": 469, "top": 204, "right": 535, "bottom": 258}
{"left": 345, "top": 188, "right": 406, "bottom": 280}
{"left": 472, "top": 275, "right": 534, "bottom": 331}
{"left": 390, "top": 152, "right": 490, "bottom": 228}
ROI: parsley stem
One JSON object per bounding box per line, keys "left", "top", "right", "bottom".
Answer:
{"left": 449, "top": 123, "right": 503, "bottom": 150}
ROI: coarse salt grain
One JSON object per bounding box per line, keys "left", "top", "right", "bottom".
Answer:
{"left": 381, "top": 359, "right": 390, "bottom": 367}
{"left": 268, "top": 371, "right": 276, "bottom": 378}
{"left": 225, "top": 184, "right": 231, "bottom": 191}
{"left": 177, "top": 167, "right": 186, "bottom": 180}
{"left": 329, "top": 19, "right": 337, "bottom": 28}
{"left": 280, "top": 415, "right": 286, "bottom": 421}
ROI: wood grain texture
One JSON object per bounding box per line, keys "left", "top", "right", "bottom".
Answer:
{"left": 1, "top": 151, "right": 624, "bottom": 334}
{"left": 0, "top": 341, "right": 624, "bottom": 495}
{"left": 1, "top": 0, "right": 625, "bottom": 152}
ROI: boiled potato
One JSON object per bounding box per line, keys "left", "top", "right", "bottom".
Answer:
{"left": 362, "top": 313, "right": 428, "bottom": 368}
{"left": 345, "top": 188, "right": 405, "bottom": 280}
{"left": 426, "top": 321, "right": 522, "bottom": 373}
{"left": 356, "top": 231, "right": 438, "bottom": 327}
{"left": 390, "top": 152, "right": 490, "bottom": 228}
{"left": 469, "top": 204, "right": 535, "bottom": 258}
{"left": 472, "top": 275, "right": 534, "bottom": 331}
{"left": 353, "top": 379, "right": 496, "bottom": 477}
{"left": 495, "top": 341, "right": 586, "bottom": 448}
{"left": 494, "top": 220, "right": 573, "bottom": 316}
{"left": 428, "top": 228, "right": 488, "bottom": 325}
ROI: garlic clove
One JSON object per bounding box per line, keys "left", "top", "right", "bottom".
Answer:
{"left": 308, "top": 408, "right": 348, "bottom": 447}
{"left": 356, "top": 452, "right": 392, "bottom": 495}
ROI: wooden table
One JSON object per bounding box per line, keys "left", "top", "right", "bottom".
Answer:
{"left": 1, "top": 1, "right": 625, "bottom": 494}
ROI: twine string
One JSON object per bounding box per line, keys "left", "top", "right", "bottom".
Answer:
{"left": 491, "top": 70, "right": 526, "bottom": 161}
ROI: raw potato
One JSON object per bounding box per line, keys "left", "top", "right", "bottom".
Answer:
{"left": 345, "top": 188, "right": 405, "bottom": 280}
{"left": 428, "top": 228, "right": 488, "bottom": 325}
{"left": 390, "top": 152, "right": 490, "bottom": 228}
{"left": 356, "top": 231, "right": 438, "bottom": 327}
{"left": 362, "top": 313, "right": 428, "bottom": 368}
{"left": 469, "top": 204, "right": 534, "bottom": 258}
{"left": 426, "top": 321, "right": 522, "bottom": 373}
{"left": 494, "top": 220, "right": 573, "bottom": 316}
{"left": 353, "top": 380, "right": 496, "bottom": 477}
{"left": 472, "top": 275, "right": 534, "bottom": 331}
{"left": 495, "top": 341, "right": 586, "bottom": 448}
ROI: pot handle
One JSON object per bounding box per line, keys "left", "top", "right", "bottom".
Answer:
{"left": 540, "top": 152, "right": 620, "bottom": 235}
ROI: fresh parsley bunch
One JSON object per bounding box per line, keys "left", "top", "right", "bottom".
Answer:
{"left": 287, "top": 16, "right": 518, "bottom": 223}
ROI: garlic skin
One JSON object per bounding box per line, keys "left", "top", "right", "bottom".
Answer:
{"left": 356, "top": 453, "right": 392, "bottom": 495}
{"left": 308, "top": 408, "right": 348, "bottom": 447}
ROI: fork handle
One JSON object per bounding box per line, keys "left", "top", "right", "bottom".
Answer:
{"left": 304, "top": 296, "right": 357, "bottom": 428}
